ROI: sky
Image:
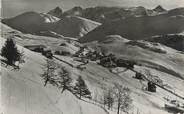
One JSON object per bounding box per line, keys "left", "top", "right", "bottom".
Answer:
{"left": 1, "top": 0, "right": 184, "bottom": 18}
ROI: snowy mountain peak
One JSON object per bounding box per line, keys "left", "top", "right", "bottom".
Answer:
{"left": 40, "top": 13, "right": 60, "bottom": 23}
{"left": 47, "top": 6, "right": 63, "bottom": 18}
{"left": 62, "top": 6, "right": 83, "bottom": 17}
{"left": 72, "top": 6, "right": 83, "bottom": 11}
{"left": 153, "top": 5, "right": 167, "bottom": 12}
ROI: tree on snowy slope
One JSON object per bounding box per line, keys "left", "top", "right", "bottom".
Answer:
{"left": 41, "top": 59, "right": 57, "bottom": 86}
{"left": 103, "top": 88, "right": 114, "bottom": 110}
{"left": 57, "top": 67, "right": 72, "bottom": 93}
{"left": 73, "top": 76, "right": 91, "bottom": 99}
{"left": 113, "top": 83, "right": 132, "bottom": 114}
{"left": 1, "top": 38, "right": 21, "bottom": 65}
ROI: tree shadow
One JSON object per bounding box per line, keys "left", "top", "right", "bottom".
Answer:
{"left": 0, "top": 59, "right": 20, "bottom": 71}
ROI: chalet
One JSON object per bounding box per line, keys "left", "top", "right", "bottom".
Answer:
{"left": 116, "top": 59, "right": 135, "bottom": 69}
{"left": 55, "top": 50, "right": 71, "bottom": 56}
{"left": 42, "top": 49, "right": 53, "bottom": 59}
{"left": 135, "top": 72, "right": 144, "bottom": 80}
{"left": 148, "top": 81, "right": 156, "bottom": 92}
{"left": 24, "top": 45, "right": 46, "bottom": 53}
{"left": 99, "top": 56, "right": 116, "bottom": 68}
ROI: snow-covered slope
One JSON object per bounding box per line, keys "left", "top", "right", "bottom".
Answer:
{"left": 87, "top": 37, "right": 184, "bottom": 80}
{"left": 1, "top": 16, "right": 184, "bottom": 114}
{"left": 99, "top": 35, "right": 130, "bottom": 43}
{"left": 56, "top": 91, "right": 107, "bottom": 114}
{"left": 0, "top": 38, "right": 108, "bottom": 114}
{"left": 0, "top": 21, "right": 80, "bottom": 55}
{"left": 53, "top": 36, "right": 184, "bottom": 114}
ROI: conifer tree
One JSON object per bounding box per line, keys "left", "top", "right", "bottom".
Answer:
{"left": 57, "top": 67, "right": 72, "bottom": 93}
{"left": 74, "top": 76, "right": 91, "bottom": 99}
{"left": 41, "top": 59, "right": 57, "bottom": 87}
{"left": 1, "top": 38, "right": 21, "bottom": 65}
{"left": 104, "top": 88, "right": 114, "bottom": 110}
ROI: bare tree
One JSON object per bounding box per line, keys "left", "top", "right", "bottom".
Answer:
{"left": 17, "top": 48, "right": 25, "bottom": 67}
{"left": 113, "top": 83, "right": 133, "bottom": 114}
{"left": 94, "top": 88, "right": 100, "bottom": 105}
{"left": 41, "top": 59, "right": 57, "bottom": 86}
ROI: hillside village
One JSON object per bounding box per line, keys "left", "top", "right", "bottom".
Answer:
{"left": 1, "top": 4, "right": 184, "bottom": 114}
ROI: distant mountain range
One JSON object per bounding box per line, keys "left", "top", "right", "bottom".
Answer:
{"left": 60, "top": 5, "right": 168, "bottom": 23}
{"left": 2, "top": 11, "right": 101, "bottom": 38}
{"left": 2, "top": 5, "right": 184, "bottom": 44}
{"left": 79, "top": 11, "right": 184, "bottom": 42}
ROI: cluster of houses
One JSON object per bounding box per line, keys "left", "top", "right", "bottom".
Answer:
{"left": 25, "top": 44, "right": 158, "bottom": 93}
{"left": 74, "top": 47, "right": 135, "bottom": 69}
{"left": 74, "top": 47, "right": 159, "bottom": 93}
{"left": 24, "top": 44, "right": 53, "bottom": 59}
